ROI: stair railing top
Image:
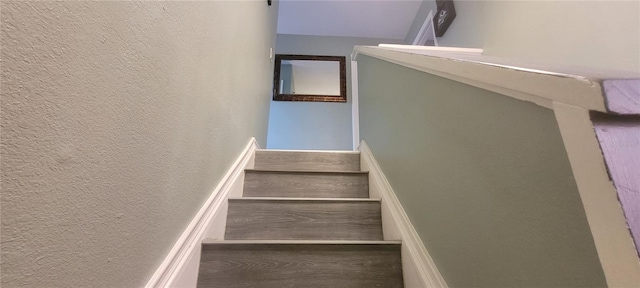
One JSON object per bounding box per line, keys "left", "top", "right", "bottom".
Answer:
{"left": 352, "top": 44, "right": 640, "bottom": 115}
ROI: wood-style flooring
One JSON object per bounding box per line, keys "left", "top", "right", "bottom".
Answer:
{"left": 197, "top": 150, "right": 403, "bottom": 287}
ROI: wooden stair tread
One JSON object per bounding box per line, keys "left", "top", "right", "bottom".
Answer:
{"left": 246, "top": 169, "right": 368, "bottom": 174}
{"left": 243, "top": 170, "right": 369, "bottom": 198}
{"left": 202, "top": 239, "right": 401, "bottom": 245}
{"left": 254, "top": 150, "right": 361, "bottom": 172}
{"left": 256, "top": 149, "right": 360, "bottom": 155}
{"left": 197, "top": 149, "right": 402, "bottom": 288}
{"left": 225, "top": 198, "right": 383, "bottom": 240}
{"left": 229, "top": 197, "right": 380, "bottom": 202}
{"left": 198, "top": 240, "right": 403, "bottom": 288}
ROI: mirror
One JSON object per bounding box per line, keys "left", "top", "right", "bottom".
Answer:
{"left": 273, "top": 54, "right": 347, "bottom": 102}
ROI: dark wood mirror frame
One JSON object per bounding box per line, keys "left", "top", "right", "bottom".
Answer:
{"left": 273, "top": 54, "right": 347, "bottom": 103}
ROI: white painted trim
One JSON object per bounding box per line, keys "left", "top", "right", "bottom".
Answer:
{"left": 358, "top": 141, "right": 448, "bottom": 288}
{"left": 412, "top": 10, "right": 437, "bottom": 46}
{"left": 354, "top": 45, "right": 639, "bottom": 114}
{"left": 351, "top": 60, "right": 360, "bottom": 151}
{"left": 553, "top": 103, "right": 640, "bottom": 287}
{"left": 256, "top": 148, "right": 360, "bottom": 154}
{"left": 379, "top": 44, "right": 480, "bottom": 54}
{"left": 145, "top": 138, "right": 260, "bottom": 288}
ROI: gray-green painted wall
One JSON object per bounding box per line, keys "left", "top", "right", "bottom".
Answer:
{"left": 357, "top": 55, "right": 606, "bottom": 287}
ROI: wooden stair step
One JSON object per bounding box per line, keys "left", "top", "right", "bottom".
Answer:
{"left": 254, "top": 150, "right": 360, "bottom": 172}
{"left": 243, "top": 169, "right": 369, "bottom": 198}
{"left": 224, "top": 198, "right": 383, "bottom": 240}
{"left": 197, "top": 240, "right": 403, "bottom": 288}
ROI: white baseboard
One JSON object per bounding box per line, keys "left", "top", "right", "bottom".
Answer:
{"left": 359, "top": 140, "right": 448, "bottom": 288}
{"left": 145, "top": 138, "right": 259, "bottom": 288}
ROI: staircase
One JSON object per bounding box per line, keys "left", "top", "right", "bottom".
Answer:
{"left": 196, "top": 150, "right": 404, "bottom": 287}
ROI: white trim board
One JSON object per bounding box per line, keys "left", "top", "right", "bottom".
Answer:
{"left": 145, "top": 138, "right": 259, "bottom": 288}
{"left": 351, "top": 60, "right": 360, "bottom": 151}
{"left": 412, "top": 10, "right": 437, "bottom": 46}
{"left": 553, "top": 103, "right": 640, "bottom": 287}
{"left": 353, "top": 45, "right": 640, "bottom": 114}
{"left": 358, "top": 141, "right": 448, "bottom": 288}
{"left": 378, "top": 44, "right": 481, "bottom": 54}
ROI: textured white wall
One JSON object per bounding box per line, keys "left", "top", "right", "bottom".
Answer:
{"left": 0, "top": 1, "right": 277, "bottom": 287}
{"left": 437, "top": 0, "right": 640, "bottom": 73}
{"left": 267, "top": 34, "right": 402, "bottom": 150}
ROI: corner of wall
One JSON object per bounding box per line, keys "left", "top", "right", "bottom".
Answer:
{"left": 404, "top": 0, "right": 438, "bottom": 44}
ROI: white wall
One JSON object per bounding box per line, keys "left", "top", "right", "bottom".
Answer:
{"left": 267, "top": 34, "right": 402, "bottom": 150}
{"left": 437, "top": 0, "right": 640, "bottom": 73}
{"left": 1, "top": 1, "right": 277, "bottom": 287}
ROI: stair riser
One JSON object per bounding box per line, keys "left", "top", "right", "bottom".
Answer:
{"left": 198, "top": 150, "right": 403, "bottom": 287}
{"left": 197, "top": 244, "right": 403, "bottom": 288}
{"left": 244, "top": 171, "right": 369, "bottom": 198}
{"left": 225, "top": 200, "right": 383, "bottom": 240}
{"left": 254, "top": 151, "right": 360, "bottom": 172}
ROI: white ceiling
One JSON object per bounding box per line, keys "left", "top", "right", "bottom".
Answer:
{"left": 277, "top": 0, "right": 424, "bottom": 40}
